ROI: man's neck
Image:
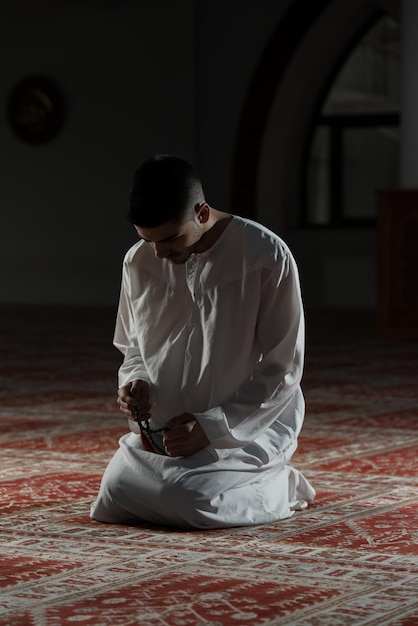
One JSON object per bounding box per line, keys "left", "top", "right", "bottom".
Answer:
{"left": 194, "top": 209, "right": 232, "bottom": 254}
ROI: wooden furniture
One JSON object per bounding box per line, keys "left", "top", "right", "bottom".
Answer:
{"left": 377, "top": 189, "right": 418, "bottom": 336}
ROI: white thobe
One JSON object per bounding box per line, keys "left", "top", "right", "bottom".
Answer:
{"left": 91, "top": 216, "right": 315, "bottom": 528}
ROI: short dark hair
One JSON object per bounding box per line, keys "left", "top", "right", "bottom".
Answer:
{"left": 127, "top": 155, "right": 205, "bottom": 228}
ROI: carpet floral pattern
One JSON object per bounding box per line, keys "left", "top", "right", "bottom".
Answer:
{"left": 0, "top": 306, "right": 417, "bottom": 625}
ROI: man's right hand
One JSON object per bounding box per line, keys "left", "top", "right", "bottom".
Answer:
{"left": 117, "top": 380, "right": 152, "bottom": 421}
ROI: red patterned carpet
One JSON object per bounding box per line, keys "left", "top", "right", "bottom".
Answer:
{"left": 0, "top": 305, "right": 417, "bottom": 626}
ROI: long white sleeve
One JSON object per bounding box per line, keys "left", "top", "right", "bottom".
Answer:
{"left": 195, "top": 252, "right": 305, "bottom": 460}
{"left": 114, "top": 255, "right": 151, "bottom": 389}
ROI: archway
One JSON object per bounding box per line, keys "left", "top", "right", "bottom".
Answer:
{"left": 231, "top": 0, "right": 401, "bottom": 310}
{"left": 231, "top": 0, "right": 397, "bottom": 233}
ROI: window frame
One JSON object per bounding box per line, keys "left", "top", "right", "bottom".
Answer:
{"left": 303, "top": 111, "right": 400, "bottom": 228}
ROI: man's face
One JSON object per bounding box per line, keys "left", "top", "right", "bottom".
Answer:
{"left": 135, "top": 218, "right": 204, "bottom": 264}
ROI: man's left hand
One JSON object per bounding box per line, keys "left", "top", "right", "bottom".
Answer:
{"left": 163, "top": 413, "right": 209, "bottom": 457}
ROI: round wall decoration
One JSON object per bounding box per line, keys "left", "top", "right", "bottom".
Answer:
{"left": 8, "top": 76, "right": 65, "bottom": 144}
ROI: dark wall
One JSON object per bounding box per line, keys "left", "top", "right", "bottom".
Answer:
{"left": 0, "top": 0, "right": 195, "bottom": 305}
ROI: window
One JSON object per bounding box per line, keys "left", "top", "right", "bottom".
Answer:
{"left": 305, "top": 16, "right": 400, "bottom": 227}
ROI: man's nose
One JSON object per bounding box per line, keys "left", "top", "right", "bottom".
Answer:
{"left": 153, "top": 242, "right": 168, "bottom": 259}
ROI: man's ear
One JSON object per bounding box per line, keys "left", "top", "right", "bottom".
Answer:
{"left": 195, "top": 203, "right": 210, "bottom": 224}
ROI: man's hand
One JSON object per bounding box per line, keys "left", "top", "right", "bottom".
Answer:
{"left": 163, "top": 413, "right": 210, "bottom": 457}
{"left": 117, "top": 380, "right": 151, "bottom": 421}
